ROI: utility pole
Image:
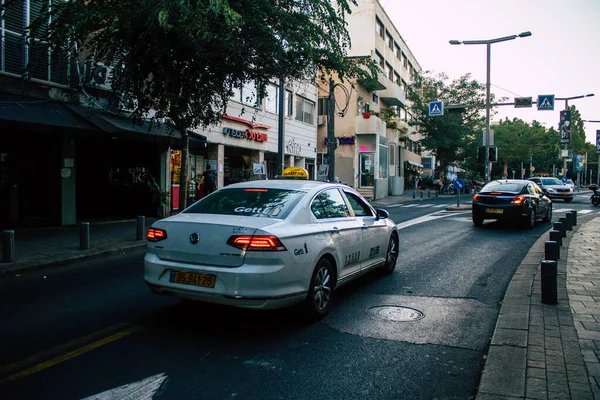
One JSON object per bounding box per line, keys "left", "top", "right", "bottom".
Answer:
{"left": 277, "top": 77, "right": 285, "bottom": 176}
{"left": 327, "top": 79, "right": 336, "bottom": 182}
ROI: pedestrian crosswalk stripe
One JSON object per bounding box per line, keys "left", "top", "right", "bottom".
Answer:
{"left": 432, "top": 204, "right": 448, "bottom": 208}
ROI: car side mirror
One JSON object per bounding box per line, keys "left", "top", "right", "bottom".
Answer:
{"left": 375, "top": 208, "right": 389, "bottom": 220}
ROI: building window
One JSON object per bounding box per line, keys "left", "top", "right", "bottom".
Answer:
{"left": 390, "top": 142, "right": 397, "bottom": 167}
{"left": 402, "top": 52, "right": 408, "bottom": 69}
{"left": 379, "top": 137, "right": 389, "bottom": 179}
{"left": 2, "top": 0, "right": 69, "bottom": 85}
{"left": 265, "top": 84, "right": 278, "bottom": 114}
{"left": 295, "top": 97, "right": 314, "bottom": 125}
{"left": 231, "top": 80, "right": 259, "bottom": 107}
{"left": 317, "top": 97, "right": 328, "bottom": 116}
{"left": 408, "top": 62, "right": 413, "bottom": 76}
{"left": 422, "top": 157, "right": 432, "bottom": 170}
{"left": 395, "top": 45, "right": 401, "bottom": 61}
{"left": 394, "top": 72, "right": 400, "bottom": 86}
{"left": 285, "top": 90, "right": 293, "bottom": 117}
{"left": 386, "top": 62, "right": 393, "bottom": 80}
{"left": 372, "top": 92, "right": 379, "bottom": 104}
{"left": 376, "top": 17, "right": 384, "bottom": 39}
{"left": 386, "top": 31, "right": 393, "bottom": 50}
{"left": 375, "top": 51, "right": 384, "bottom": 69}
{"left": 401, "top": 79, "right": 408, "bottom": 92}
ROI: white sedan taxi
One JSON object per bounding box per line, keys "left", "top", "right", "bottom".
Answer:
{"left": 144, "top": 169, "right": 399, "bottom": 318}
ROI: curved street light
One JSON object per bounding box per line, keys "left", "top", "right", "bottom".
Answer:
{"left": 450, "top": 31, "right": 532, "bottom": 183}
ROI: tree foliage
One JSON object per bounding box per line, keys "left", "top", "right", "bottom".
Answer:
{"left": 27, "top": 0, "right": 375, "bottom": 208}
{"left": 405, "top": 71, "right": 494, "bottom": 177}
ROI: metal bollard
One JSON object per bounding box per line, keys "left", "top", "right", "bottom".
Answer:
{"left": 80, "top": 222, "right": 90, "bottom": 250}
{"left": 2, "top": 230, "right": 15, "bottom": 263}
{"left": 428, "top": 190, "right": 431, "bottom": 198}
{"left": 545, "top": 240, "right": 559, "bottom": 261}
{"left": 570, "top": 210, "right": 577, "bottom": 226}
{"left": 137, "top": 216, "right": 146, "bottom": 240}
{"left": 560, "top": 216, "right": 572, "bottom": 231}
{"left": 420, "top": 191, "right": 423, "bottom": 199}
{"left": 541, "top": 260, "right": 557, "bottom": 304}
{"left": 549, "top": 230, "right": 562, "bottom": 247}
{"left": 413, "top": 191, "right": 416, "bottom": 199}
{"left": 553, "top": 221, "right": 566, "bottom": 238}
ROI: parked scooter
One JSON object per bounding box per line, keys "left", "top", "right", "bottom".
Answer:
{"left": 589, "top": 184, "right": 600, "bottom": 206}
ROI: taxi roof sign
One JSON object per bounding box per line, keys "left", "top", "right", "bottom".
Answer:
{"left": 281, "top": 166, "right": 309, "bottom": 180}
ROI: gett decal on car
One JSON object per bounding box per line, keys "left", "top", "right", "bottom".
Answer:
{"left": 293, "top": 243, "right": 309, "bottom": 256}
{"left": 345, "top": 251, "right": 360, "bottom": 266}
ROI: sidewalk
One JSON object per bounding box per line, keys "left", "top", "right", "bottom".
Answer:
{"left": 1, "top": 192, "right": 599, "bottom": 399}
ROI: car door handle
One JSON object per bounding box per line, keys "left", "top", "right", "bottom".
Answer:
{"left": 330, "top": 227, "right": 340, "bottom": 234}
{"left": 362, "top": 224, "right": 368, "bottom": 230}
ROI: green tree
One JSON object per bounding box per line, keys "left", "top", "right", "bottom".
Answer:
{"left": 24, "top": 0, "right": 375, "bottom": 208}
{"left": 405, "top": 71, "right": 495, "bottom": 178}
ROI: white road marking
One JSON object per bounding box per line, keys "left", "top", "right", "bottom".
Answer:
{"left": 81, "top": 373, "right": 167, "bottom": 400}
{"left": 395, "top": 211, "right": 460, "bottom": 230}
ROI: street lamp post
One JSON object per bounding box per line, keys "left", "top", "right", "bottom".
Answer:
{"left": 450, "top": 31, "right": 532, "bottom": 183}
{"left": 556, "top": 94, "right": 594, "bottom": 181}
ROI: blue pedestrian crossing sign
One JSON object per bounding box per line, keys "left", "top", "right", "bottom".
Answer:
{"left": 429, "top": 101, "right": 444, "bottom": 116}
{"left": 537, "top": 94, "right": 555, "bottom": 111}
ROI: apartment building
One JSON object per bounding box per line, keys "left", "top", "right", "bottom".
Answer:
{"left": 318, "top": 0, "right": 423, "bottom": 199}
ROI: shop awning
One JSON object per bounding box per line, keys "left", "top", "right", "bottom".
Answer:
{"left": 407, "top": 160, "right": 424, "bottom": 168}
{"left": 65, "top": 104, "right": 207, "bottom": 148}
{"left": 0, "top": 93, "right": 100, "bottom": 133}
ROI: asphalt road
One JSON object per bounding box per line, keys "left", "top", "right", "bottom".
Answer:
{"left": 0, "top": 193, "right": 598, "bottom": 399}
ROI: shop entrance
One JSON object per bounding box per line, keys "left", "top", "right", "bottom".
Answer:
{"left": 359, "top": 153, "right": 375, "bottom": 188}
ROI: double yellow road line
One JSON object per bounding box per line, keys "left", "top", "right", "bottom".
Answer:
{"left": 0, "top": 323, "right": 142, "bottom": 385}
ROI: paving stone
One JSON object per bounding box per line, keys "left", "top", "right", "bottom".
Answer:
{"left": 525, "top": 377, "right": 547, "bottom": 400}
{"left": 492, "top": 329, "right": 527, "bottom": 347}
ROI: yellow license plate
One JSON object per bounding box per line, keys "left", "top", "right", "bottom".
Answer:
{"left": 170, "top": 271, "right": 216, "bottom": 288}
{"left": 486, "top": 208, "right": 503, "bottom": 214}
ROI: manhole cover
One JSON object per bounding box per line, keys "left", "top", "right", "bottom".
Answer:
{"left": 365, "top": 305, "right": 424, "bottom": 322}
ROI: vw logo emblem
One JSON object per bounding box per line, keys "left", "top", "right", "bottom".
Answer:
{"left": 189, "top": 232, "right": 200, "bottom": 244}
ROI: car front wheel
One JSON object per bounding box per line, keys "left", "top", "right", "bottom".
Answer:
{"left": 381, "top": 233, "right": 399, "bottom": 275}
{"left": 543, "top": 204, "right": 552, "bottom": 222}
{"left": 304, "top": 258, "right": 334, "bottom": 318}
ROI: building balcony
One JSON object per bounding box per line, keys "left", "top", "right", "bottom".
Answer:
{"left": 356, "top": 114, "right": 386, "bottom": 136}
{"left": 379, "top": 76, "right": 406, "bottom": 107}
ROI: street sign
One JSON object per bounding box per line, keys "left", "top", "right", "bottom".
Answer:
{"left": 454, "top": 179, "right": 465, "bottom": 190}
{"left": 596, "top": 130, "right": 600, "bottom": 154}
{"left": 429, "top": 101, "right": 443, "bottom": 116}
{"left": 515, "top": 97, "right": 533, "bottom": 108}
{"left": 559, "top": 110, "right": 572, "bottom": 144}
{"left": 537, "top": 94, "right": 555, "bottom": 110}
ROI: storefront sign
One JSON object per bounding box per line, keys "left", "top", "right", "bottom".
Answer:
{"left": 223, "top": 127, "right": 267, "bottom": 142}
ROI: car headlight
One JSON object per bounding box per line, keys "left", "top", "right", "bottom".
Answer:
{"left": 547, "top": 188, "right": 557, "bottom": 193}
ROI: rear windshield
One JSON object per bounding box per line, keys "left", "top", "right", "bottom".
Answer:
{"left": 481, "top": 182, "right": 524, "bottom": 193}
{"left": 183, "top": 188, "right": 305, "bottom": 218}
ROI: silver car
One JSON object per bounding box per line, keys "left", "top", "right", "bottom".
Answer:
{"left": 528, "top": 177, "right": 574, "bottom": 202}
{"left": 144, "top": 179, "right": 399, "bottom": 318}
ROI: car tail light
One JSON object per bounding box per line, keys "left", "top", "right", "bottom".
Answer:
{"left": 511, "top": 196, "right": 526, "bottom": 205}
{"left": 227, "top": 235, "right": 286, "bottom": 251}
{"left": 148, "top": 227, "right": 167, "bottom": 242}
{"left": 473, "top": 194, "right": 480, "bottom": 201}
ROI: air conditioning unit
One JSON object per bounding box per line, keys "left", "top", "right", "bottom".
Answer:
{"left": 84, "top": 60, "right": 113, "bottom": 91}
{"left": 318, "top": 115, "right": 326, "bottom": 126}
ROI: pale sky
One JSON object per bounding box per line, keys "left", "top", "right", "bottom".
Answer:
{"left": 378, "top": 0, "right": 600, "bottom": 146}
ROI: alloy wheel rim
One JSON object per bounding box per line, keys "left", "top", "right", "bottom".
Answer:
{"left": 387, "top": 237, "right": 398, "bottom": 267}
{"left": 313, "top": 267, "right": 331, "bottom": 311}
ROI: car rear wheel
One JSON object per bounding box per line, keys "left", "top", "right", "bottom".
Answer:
{"left": 472, "top": 214, "right": 484, "bottom": 226}
{"left": 304, "top": 258, "right": 334, "bottom": 318}
{"left": 524, "top": 207, "right": 536, "bottom": 229}
{"left": 543, "top": 204, "right": 552, "bottom": 222}
{"left": 381, "top": 233, "right": 399, "bottom": 275}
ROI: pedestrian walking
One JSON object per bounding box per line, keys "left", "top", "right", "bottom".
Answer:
{"left": 202, "top": 164, "right": 217, "bottom": 194}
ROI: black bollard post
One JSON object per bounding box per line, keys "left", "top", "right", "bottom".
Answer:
{"left": 565, "top": 212, "right": 575, "bottom": 230}
{"left": 80, "top": 222, "right": 90, "bottom": 250}
{"left": 412, "top": 191, "right": 416, "bottom": 199}
{"left": 541, "top": 260, "right": 558, "bottom": 304}
{"left": 549, "top": 230, "right": 562, "bottom": 248}
{"left": 2, "top": 230, "right": 15, "bottom": 263}
{"left": 560, "top": 216, "right": 572, "bottom": 231}
{"left": 420, "top": 191, "right": 424, "bottom": 199}
{"left": 137, "top": 216, "right": 146, "bottom": 240}
{"left": 428, "top": 190, "right": 431, "bottom": 198}
{"left": 570, "top": 210, "right": 577, "bottom": 226}
{"left": 554, "top": 221, "right": 566, "bottom": 238}
{"left": 545, "top": 241, "right": 559, "bottom": 261}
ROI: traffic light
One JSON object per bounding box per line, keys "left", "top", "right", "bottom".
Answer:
{"left": 488, "top": 146, "right": 498, "bottom": 163}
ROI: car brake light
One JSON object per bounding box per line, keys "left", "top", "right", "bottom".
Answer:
{"left": 512, "top": 196, "right": 526, "bottom": 204}
{"left": 244, "top": 188, "right": 268, "bottom": 192}
{"left": 227, "top": 235, "right": 286, "bottom": 251}
{"left": 148, "top": 227, "right": 167, "bottom": 242}
{"left": 473, "top": 194, "right": 480, "bottom": 201}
